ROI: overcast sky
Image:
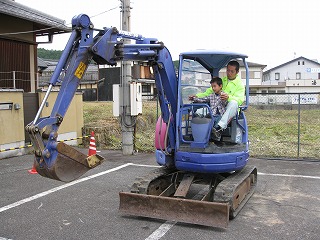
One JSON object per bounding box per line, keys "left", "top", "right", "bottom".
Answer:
{"left": 17, "top": 0, "right": 320, "bottom": 69}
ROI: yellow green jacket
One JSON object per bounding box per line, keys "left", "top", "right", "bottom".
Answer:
{"left": 196, "top": 75, "right": 245, "bottom": 105}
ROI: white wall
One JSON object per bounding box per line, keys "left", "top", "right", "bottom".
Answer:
{"left": 264, "top": 59, "right": 320, "bottom": 82}
{"left": 286, "top": 86, "right": 320, "bottom": 93}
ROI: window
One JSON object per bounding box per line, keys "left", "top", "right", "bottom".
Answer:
{"left": 142, "top": 84, "right": 151, "bottom": 93}
{"left": 318, "top": 73, "right": 320, "bottom": 79}
{"left": 298, "top": 61, "right": 300, "bottom": 65}
{"left": 268, "top": 90, "right": 276, "bottom": 93}
{"left": 302, "top": 61, "right": 305, "bottom": 65}
{"left": 240, "top": 71, "right": 261, "bottom": 79}
{"left": 296, "top": 72, "right": 301, "bottom": 80}
{"left": 261, "top": 90, "right": 267, "bottom": 96}
{"left": 275, "top": 73, "right": 280, "bottom": 80}
{"left": 277, "top": 90, "right": 286, "bottom": 93}
{"left": 181, "top": 59, "right": 211, "bottom": 103}
{"left": 254, "top": 71, "right": 261, "bottom": 79}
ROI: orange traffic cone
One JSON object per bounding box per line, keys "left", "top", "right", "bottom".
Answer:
{"left": 88, "top": 131, "right": 97, "bottom": 156}
{"left": 28, "top": 163, "right": 38, "bottom": 174}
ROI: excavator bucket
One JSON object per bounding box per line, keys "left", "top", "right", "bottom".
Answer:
{"left": 35, "top": 142, "right": 104, "bottom": 182}
{"left": 119, "top": 192, "right": 229, "bottom": 228}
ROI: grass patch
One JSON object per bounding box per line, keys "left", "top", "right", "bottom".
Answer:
{"left": 83, "top": 102, "right": 320, "bottom": 158}
{"left": 247, "top": 106, "right": 320, "bottom": 158}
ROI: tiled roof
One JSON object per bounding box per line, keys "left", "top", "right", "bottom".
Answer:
{"left": 37, "top": 57, "right": 47, "bottom": 69}
{"left": 0, "top": 0, "right": 71, "bottom": 35}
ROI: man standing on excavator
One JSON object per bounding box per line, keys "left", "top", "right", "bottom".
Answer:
{"left": 190, "top": 60, "right": 245, "bottom": 139}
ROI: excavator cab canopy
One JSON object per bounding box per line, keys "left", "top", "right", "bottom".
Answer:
{"left": 179, "top": 50, "right": 249, "bottom": 111}
{"left": 180, "top": 50, "right": 248, "bottom": 74}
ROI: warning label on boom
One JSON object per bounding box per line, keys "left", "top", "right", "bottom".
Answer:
{"left": 74, "top": 62, "right": 87, "bottom": 79}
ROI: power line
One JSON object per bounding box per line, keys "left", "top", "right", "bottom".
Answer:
{"left": 0, "top": 26, "right": 56, "bottom": 36}
{"left": 0, "top": 5, "right": 120, "bottom": 36}
{"left": 90, "top": 5, "right": 120, "bottom": 19}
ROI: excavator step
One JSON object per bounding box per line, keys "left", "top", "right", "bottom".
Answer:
{"left": 119, "top": 192, "right": 229, "bottom": 228}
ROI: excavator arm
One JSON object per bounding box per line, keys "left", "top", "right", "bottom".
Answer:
{"left": 26, "top": 14, "right": 177, "bottom": 182}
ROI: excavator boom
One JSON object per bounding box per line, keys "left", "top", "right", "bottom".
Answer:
{"left": 26, "top": 14, "right": 176, "bottom": 182}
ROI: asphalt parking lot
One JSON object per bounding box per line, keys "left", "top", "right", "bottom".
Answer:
{"left": 0, "top": 149, "right": 319, "bottom": 240}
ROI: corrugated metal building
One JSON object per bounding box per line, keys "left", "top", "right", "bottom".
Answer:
{"left": 0, "top": 0, "right": 70, "bottom": 92}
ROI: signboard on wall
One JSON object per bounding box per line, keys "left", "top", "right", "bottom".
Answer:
{"left": 292, "top": 95, "right": 318, "bottom": 104}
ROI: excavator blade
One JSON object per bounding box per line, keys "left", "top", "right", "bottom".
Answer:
{"left": 35, "top": 142, "right": 104, "bottom": 182}
{"left": 119, "top": 192, "right": 229, "bottom": 228}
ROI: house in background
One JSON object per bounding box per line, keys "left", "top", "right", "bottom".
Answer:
{"left": 0, "top": 0, "right": 70, "bottom": 92}
{"left": 100, "top": 64, "right": 156, "bottom": 101}
{"left": 38, "top": 59, "right": 100, "bottom": 88}
{"left": 261, "top": 56, "right": 320, "bottom": 93}
{"left": 247, "top": 56, "right": 320, "bottom": 105}
{"left": 38, "top": 58, "right": 102, "bottom": 101}
{"left": 37, "top": 57, "right": 48, "bottom": 74}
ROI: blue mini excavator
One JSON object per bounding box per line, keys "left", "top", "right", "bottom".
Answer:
{"left": 26, "top": 14, "right": 257, "bottom": 228}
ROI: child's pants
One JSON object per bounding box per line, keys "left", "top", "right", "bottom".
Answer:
{"left": 217, "top": 100, "right": 238, "bottom": 129}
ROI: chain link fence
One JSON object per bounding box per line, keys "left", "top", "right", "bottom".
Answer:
{"left": 82, "top": 93, "right": 320, "bottom": 159}
{"left": 248, "top": 92, "right": 320, "bottom": 159}
{"left": 246, "top": 93, "right": 320, "bottom": 159}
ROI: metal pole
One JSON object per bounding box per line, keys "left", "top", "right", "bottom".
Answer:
{"left": 33, "top": 84, "right": 53, "bottom": 124}
{"left": 121, "top": 0, "right": 134, "bottom": 155}
{"left": 156, "top": 94, "right": 159, "bottom": 119}
{"left": 13, "top": 71, "right": 16, "bottom": 89}
{"left": 297, "top": 93, "right": 301, "bottom": 158}
{"left": 36, "top": 72, "right": 39, "bottom": 90}
{"left": 96, "top": 81, "right": 98, "bottom": 101}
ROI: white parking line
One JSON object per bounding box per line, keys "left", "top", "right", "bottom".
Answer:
{"left": 130, "top": 164, "right": 320, "bottom": 180}
{"left": 145, "top": 221, "right": 176, "bottom": 240}
{"left": 258, "top": 172, "right": 320, "bottom": 180}
{"left": 0, "top": 163, "right": 132, "bottom": 213}
{"left": 130, "top": 163, "right": 160, "bottom": 168}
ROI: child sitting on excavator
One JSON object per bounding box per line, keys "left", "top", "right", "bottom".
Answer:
{"left": 191, "top": 77, "right": 227, "bottom": 129}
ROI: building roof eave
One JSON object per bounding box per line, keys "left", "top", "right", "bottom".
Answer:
{"left": 0, "top": 0, "right": 71, "bottom": 35}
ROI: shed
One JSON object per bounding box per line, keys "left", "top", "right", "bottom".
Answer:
{"left": 0, "top": 0, "right": 70, "bottom": 92}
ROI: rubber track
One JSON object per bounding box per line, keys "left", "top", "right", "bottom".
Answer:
{"left": 130, "top": 166, "right": 177, "bottom": 194}
{"left": 214, "top": 165, "right": 257, "bottom": 218}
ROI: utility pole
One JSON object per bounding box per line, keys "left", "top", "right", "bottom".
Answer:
{"left": 120, "top": 0, "right": 134, "bottom": 155}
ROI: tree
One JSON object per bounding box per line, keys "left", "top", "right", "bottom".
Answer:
{"left": 173, "top": 60, "right": 179, "bottom": 70}
{"left": 37, "top": 48, "right": 63, "bottom": 60}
